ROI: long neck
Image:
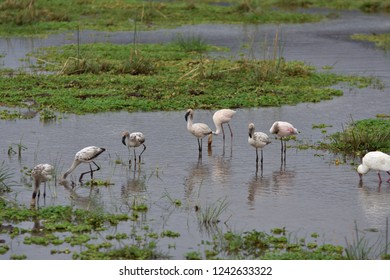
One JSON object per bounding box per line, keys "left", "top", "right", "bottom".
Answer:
{"left": 214, "top": 122, "right": 222, "bottom": 135}
{"left": 62, "top": 160, "right": 80, "bottom": 179}
{"left": 187, "top": 114, "right": 193, "bottom": 130}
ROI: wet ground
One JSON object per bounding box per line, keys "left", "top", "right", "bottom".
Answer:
{"left": 0, "top": 10, "right": 390, "bottom": 259}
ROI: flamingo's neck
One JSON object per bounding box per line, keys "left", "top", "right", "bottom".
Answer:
{"left": 62, "top": 160, "right": 80, "bottom": 179}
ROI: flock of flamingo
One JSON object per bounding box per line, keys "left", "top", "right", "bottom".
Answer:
{"left": 30, "top": 108, "right": 390, "bottom": 206}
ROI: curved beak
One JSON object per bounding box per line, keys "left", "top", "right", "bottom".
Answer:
{"left": 121, "top": 135, "right": 127, "bottom": 146}
{"left": 185, "top": 111, "right": 190, "bottom": 122}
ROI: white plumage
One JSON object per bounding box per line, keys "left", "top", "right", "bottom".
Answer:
{"left": 185, "top": 109, "right": 213, "bottom": 154}
{"left": 62, "top": 146, "right": 106, "bottom": 182}
{"left": 212, "top": 109, "right": 236, "bottom": 141}
{"left": 357, "top": 151, "right": 390, "bottom": 183}
{"left": 269, "top": 121, "right": 298, "bottom": 163}
{"left": 248, "top": 123, "right": 271, "bottom": 173}
{"left": 31, "top": 163, "right": 54, "bottom": 206}
{"left": 122, "top": 130, "right": 146, "bottom": 164}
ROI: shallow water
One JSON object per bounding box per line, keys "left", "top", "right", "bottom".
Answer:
{"left": 1, "top": 10, "right": 390, "bottom": 259}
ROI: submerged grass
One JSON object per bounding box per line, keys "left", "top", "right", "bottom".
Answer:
{"left": 0, "top": 42, "right": 379, "bottom": 114}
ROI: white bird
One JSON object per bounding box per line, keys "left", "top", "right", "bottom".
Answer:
{"left": 122, "top": 130, "right": 146, "bottom": 165}
{"left": 30, "top": 163, "right": 54, "bottom": 206}
{"left": 248, "top": 123, "right": 271, "bottom": 174}
{"left": 62, "top": 146, "right": 106, "bottom": 183}
{"left": 185, "top": 109, "right": 213, "bottom": 155}
{"left": 357, "top": 151, "right": 390, "bottom": 183}
{"left": 212, "top": 109, "right": 236, "bottom": 142}
{"left": 269, "top": 121, "right": 298, "bottom": 164}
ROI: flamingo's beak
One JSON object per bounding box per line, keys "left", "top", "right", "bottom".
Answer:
{"left": 185, "top": 111, "right": 190, "bottom": 122}
{"left": 121, "top": 135, "right": 127, "bottom": 146}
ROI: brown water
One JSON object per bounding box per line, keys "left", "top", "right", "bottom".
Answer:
{"left": 0, "top": 10, "right": 389, "bottom": 259}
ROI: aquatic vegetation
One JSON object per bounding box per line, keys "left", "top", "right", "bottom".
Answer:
{"left": 0, "top": 42, "right": 378, "bottom": 114}
{"left": 0, "top": 161, "right": 15, "bottom": 193}
{"left": 196, "top": 197, "right": 230, "bottom": 225}
{"left": 0, "top": 0, "right": 324, "bottom": 36}
{"left": 351, "top": 33, "right": 390, "bottom": 51}
{"left": 319, "top": 118, "right": 390, "bottom": 156}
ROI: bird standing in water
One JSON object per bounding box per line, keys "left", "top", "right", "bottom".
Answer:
{"left": 62, "top": 146, "right": 106, "bottom": 183}
{"left": 248, "top": 123, "right": 271, "bottom": 175}
{"left": 122, "top": 130, "right": 146, "bottom": 166}
{"left": 30, "top": 163, "right": 54, "bottom": 206}
{"left": 357, "top": 151, "right": 390, "bottom": 183}
{"left": 185, "top": 109, "right": 213, "bottom": 157}
{"left": 269, "top": 121, "right": 298, "bottom": 167}
{"left": 212, "top": 109, "right": 236, "bottom": 142}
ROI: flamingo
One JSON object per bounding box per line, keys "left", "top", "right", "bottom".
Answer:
{"left": 185, "top": 109, "right": 213, "bottom": 156}
{"left": 357, "top": 151, "right": 390, "bottom": 183}
{"left": 269, "top": 121, "right": 298, "bottom": 164}
{"left": 122, "top": 131, "right": 146, "bottom": 165}
{"left": 62, "top": 146, "right": 106, "bottom": 183}
{"left": 248, "top": 123, "right": 271, "bottom": 174}
{"left": 212, "top": 109, "right": 236, "bottom": 142}
{"left": 30, "top": 163, "right": 54, "bottom": 206}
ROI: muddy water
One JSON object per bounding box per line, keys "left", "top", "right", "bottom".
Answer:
{"left": 1, "top": 10, "right": 390, "bottom": 259}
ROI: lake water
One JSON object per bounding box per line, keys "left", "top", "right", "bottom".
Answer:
{"left": 0, "top": 10, "right": 389, "bottom": 259}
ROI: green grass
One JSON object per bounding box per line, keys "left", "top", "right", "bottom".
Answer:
{"left": 0, "top": 0, "right": 324, "bottom": 37}
{"left": 319, "top": 118, "right": 390, "bottom": 156}
{"left": 0, "top": 42, "right": 378, "bottom": 114}
{"left": 351, "top": 33, "right": 390, "bottom": 51}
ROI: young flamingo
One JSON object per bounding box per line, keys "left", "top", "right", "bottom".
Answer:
{"left": 62, "top": 146, "right": 106, "bottom": 183}
{"left": 185, "top": 109, "right": 213, "bottom": 156}
{"left": 248, "top": 123, "right": 271, "bottom": 174}
{"left": 30, "top": 163, "right": 55, "bottom": 206}
{"left": 122, "top": 131, "right": 146, "bottom": 165}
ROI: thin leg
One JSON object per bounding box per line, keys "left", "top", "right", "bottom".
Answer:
{"left": 227, "top": 123, "right": 233, "bottom": 139}
{"left": 197, "top": 138, "right": 202, "bottom": 153}
{"left": 133, "top": 148, "right": 137, "bottom": 164}
{"left": 377, "top": 172, "right": 382, "bottom": 183}
{"left": 138, "top": 144, "right": 146, "bottom": 163}
{"left": 280, "top": 139, "right": 284, "bottom": 163}
{"left": 79, "top": 161, "right": 100, "bottom": 182}
{"left": 255, "top": 148, "right": 259, "bottom": 173}
{"left": 260, "top": 149, "right": 264, "bottom": 177}
{"left": 386, "top": 171, "right": 390, "bottom": 183}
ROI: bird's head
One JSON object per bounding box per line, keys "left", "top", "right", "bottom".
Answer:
{"left": 121, "top": 131, "right": 130, "bottom": 146}
{"left": 185, "top": 109, "right": 193, "bottom": 122}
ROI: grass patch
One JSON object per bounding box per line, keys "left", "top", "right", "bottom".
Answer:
{"left": 319, "top": 118, "right": 390, "bottom": 156}
{"left": 0, "top": 0, "right": 325, "bottom": 37}
{"left": 351, "top": 33, "right": 390, "bottom": 51}
{"left": 0, "top": 42, "right": 378, "bottom": 114}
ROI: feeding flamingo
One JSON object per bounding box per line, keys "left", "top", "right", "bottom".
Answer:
{"left": 185, "top": 109, "right": 213, "bottom": 156}
{"left": 122, "top": 131, "right": 146, "bottom": 165}
{"left": 357, "top": 151, "right": 390, "bottom": 183}
{"left": 62, "top": 146, "right": 106, "bottom": 183}
{"left": 30, "top": 163, "right": 54, "bottom": 206}
{"left": 248, "top": 123, "right": 271, "bottom": 174}
{"left": 212, "top": 109, "right": 236, "bottom": 142}
{"left": 269, "top": 121, "right": 298, "bottom": 164}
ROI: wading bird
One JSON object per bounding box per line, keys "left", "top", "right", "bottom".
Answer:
{"left": 185, "top": 109, "right": 213, "bottom": 156}
{"left": 357, "top": 151, "right": 390, "bottom": 183}
{"left": 122, "top": 131, "right": 146, "bottom": 165}
{"left": 62, "top": 146, "right": 106, "bottom": 183}
{"left": 269, "top": 121, "right": 298, "bottom": 165}
{"left": 248, "top": 123, "right": 271, "bottom": 174}
{"left": 30, "top": 163, "right": 54, "bottom": 206}
{"left": 212, "top": 109, "right": 236, "bottom": 142}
